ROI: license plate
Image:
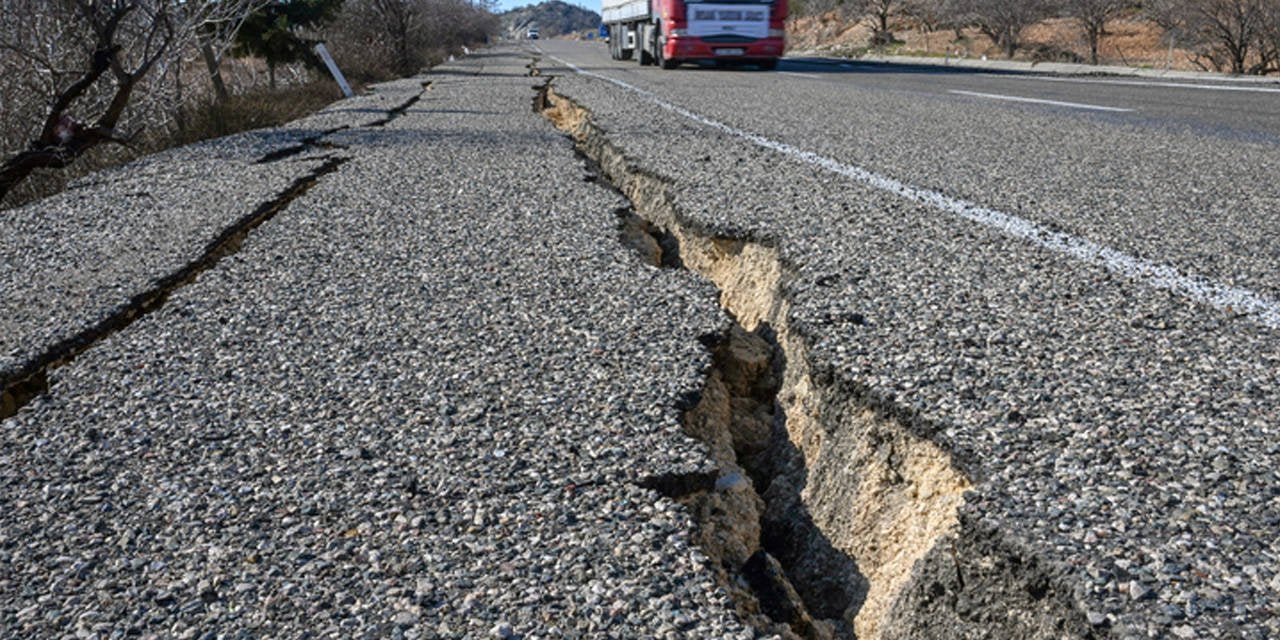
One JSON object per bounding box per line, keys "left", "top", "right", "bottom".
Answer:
{"left": 714, "top": 48, "right": 745, "bottom": 56}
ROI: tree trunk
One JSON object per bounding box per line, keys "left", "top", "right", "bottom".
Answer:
{"left": 200, "top": 39, "right": 229, "bottom": 104}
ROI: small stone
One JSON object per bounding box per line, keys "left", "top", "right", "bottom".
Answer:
{"left": 1085, "top": 611, "right": 1108, "bottom": 627}
{"left": 394, "top": 611, "right": 419, "bottom": 627}
{"left": 1171, "top": 625, "right": 1195, "bottom": 639}
{"left": 1129, "top": 582, "right": 1153, "bottom": 601}
{"left": 492, "top": 622, "right": 514, "bottom": 638}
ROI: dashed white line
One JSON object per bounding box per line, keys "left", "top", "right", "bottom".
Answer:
{"left": 780, "top": 71, "right": 821, "bottom": 79}
{"left": 549, "top": 55, "right": 1280, "bottom": 329}
{"left": 987, "top": 74, "right": 1280, "bottom": 94}
{"left": 948, "top": 89, "right": 1134, "bottom": 112}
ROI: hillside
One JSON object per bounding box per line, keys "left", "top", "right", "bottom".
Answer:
{"left": 500, "top": 1, "right": 601, "bottom": 39}
{"left": 786, "top": 12, "right": 1210, "bottom": 72}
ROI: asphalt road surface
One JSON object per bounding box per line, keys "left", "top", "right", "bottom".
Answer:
{"left": 538, "top": 39, "right": 1280, "bottom": 639}
{"left": 2, "top": 43, "right": 1278, "bottom": 639}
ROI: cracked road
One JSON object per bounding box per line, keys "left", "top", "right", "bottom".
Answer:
{"left": 2, "top": 43, "right": 1278, "bottom": 639}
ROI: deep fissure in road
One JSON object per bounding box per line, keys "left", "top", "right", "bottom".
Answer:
{"left": 0, "top": 156, "right": 348, "bottom": 420}
{"left": 537, "top": 78, "right": 973, "bottom": 639}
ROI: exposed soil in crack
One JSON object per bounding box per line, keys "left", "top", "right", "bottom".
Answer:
{"left": 0, "top": 156, "right": 349, "bottom": 420}
{"left": 533, "top": 73, "right": 1008, "bottom": 640}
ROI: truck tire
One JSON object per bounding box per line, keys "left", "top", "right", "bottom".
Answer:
{"left": 653, "top": 27, "right": 676, "bottom": 69}
{"left": 638, "top": 24, "right": 656, "bottom": 66}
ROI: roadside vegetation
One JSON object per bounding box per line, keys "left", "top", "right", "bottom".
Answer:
{"left": 789, "top": 0, "right": 1280, "bottom": 75}
{"left": 0, "top": 0, "right": 498, "bottom": 210}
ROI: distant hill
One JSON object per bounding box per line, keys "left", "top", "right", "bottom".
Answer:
{"left": 500, "top": 1, "right": 601, "bottom": 39}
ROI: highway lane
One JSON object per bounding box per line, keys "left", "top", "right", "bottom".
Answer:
{"left": 541, "top": 40, "right": 1280, "bottom": 302}
{"left": 780, "top": 56, "right": 1280, "bottom": 142}
{"left": 536, "top": 39, "right": 1280, "bottom": 639}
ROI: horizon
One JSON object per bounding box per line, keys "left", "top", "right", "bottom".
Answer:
{"left": 493, "top": 0, "right": 599, "bottom": 15}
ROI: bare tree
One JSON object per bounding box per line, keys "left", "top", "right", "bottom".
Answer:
{"left": 1261, "top": 1, "right": 1280, "bottom": 73}
{"left": 951, "top": 0, "right": 1056, "bottom": 58}
{"left": 1061, "top": 0, "right": 1128, "bottom": 65}
{"left": 325, "top": 0, "right": 497, "bottom": 79}
{"left": 866, "top": 0, "right": 900, "bottom": 43}
{"left": 0, "top": 0, "right": 263, "bottom": 203}
{"left": 1147, "top": 0, "right": 1271, "bottom": 74}
{"left": 900, "top": 0, "right": 960, "bottom": 52}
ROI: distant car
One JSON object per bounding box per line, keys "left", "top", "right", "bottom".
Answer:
{"left": 526, "top": 28, "right": 540, "bottom": 40}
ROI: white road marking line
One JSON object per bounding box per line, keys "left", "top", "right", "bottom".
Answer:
{"left": 948, "top": 89, "right": 1134, "bottom": 112}
{"left": 986, "top": 73, "right": 1280, "bottom": 93}
{"left": 549, "top": 55, "right": 1280, "bottom": 329}
{"left": 780, "top": 71, "right": 821, "bottom": 79}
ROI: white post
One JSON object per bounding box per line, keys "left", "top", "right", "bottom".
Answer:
{"left": 314, "top": 43, "right": 354, "bottom": 98}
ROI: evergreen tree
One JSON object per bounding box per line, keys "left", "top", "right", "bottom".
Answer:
{"left": 235, "top": 0, "right": 344, "bottom": 88}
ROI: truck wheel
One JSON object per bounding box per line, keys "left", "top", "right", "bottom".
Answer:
{"left": 638, "top": 25, "right": 656, "bottom": 66}
{"left": 654, "top": 28, "right": 678, "bottom": 69}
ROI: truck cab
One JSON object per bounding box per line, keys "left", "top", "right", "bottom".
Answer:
{"left": 603, "top": 0, "right": 787, "bottom": 69}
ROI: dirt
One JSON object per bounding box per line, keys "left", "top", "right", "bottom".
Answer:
{"left": 787, "top": 12, "right": 1207, "bottom": 72}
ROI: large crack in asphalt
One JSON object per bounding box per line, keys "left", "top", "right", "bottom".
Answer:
{"left": 0, "top": 156, "right": 348, "bottom": 420}
{"left": 536, "top": 74, "right": 976, "bottom": 639}
{"left": 256, "top": 126, "right": 350, "bottom": 164}
{"left": 369, "top": 81, "right": 433, "bottom": 127}
{"left": 1, "top": 81, "right": 448, "bottom": 420}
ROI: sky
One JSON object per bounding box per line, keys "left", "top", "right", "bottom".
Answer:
{"left": 494, "top": 0, "right": 600, "bottom": 15}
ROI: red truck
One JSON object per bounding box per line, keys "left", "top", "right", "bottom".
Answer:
{"left": 603, "top": 0, "right": 787, "bottom": 69}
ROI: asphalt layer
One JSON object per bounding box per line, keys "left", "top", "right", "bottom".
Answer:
{"left": 538, "top": 40, "right": 1280, "bottom": 638}
{"left": 1, "top": 52, "right": 754, "bottom": 637}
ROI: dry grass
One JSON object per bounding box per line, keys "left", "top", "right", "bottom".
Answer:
{"left": 172, "top": 80, "right": 347, "bottom": 147}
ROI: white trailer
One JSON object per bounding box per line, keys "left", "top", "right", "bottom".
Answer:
{"left": 603, "top": 0, "right": 654, "bottom": 63}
